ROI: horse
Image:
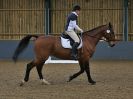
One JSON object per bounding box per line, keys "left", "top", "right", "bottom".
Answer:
{"left": 13, "top": 22, "right": 116, "bottom": 86}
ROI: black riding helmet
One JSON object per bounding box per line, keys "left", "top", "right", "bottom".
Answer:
{"left": 72, "top": 5, "right": 81, "bottom": 11}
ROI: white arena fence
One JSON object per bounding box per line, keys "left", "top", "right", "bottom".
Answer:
{"left": 45, "top": 56, "right": 78, "bottom": 64}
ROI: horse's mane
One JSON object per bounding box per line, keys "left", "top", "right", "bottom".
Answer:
{"left": 83, "top": 25, "right": 106, "bottom": 36}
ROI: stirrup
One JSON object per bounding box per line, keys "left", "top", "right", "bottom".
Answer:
{"left": 71, "top": 54, "right": 78, "bottom": 60}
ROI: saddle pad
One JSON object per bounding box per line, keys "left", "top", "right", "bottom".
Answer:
{"left": 61, "top": 37, "right": 82, "bottom": 49}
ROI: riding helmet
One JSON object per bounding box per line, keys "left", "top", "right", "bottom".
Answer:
{"left": 72, "top": 4, "right": 81, "bottom": 11}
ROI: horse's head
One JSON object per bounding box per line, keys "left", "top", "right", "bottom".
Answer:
{"left": 103, "top": 22, "right": 116, "bottom": 47}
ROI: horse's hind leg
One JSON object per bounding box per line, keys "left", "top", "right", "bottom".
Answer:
{"left": 20, "top": 61, "right": 35, "bottom": 86}
{"left": 68, "top": 61, "right": 85, "bottom": 82}
{"left": 36, "top": 62, "right": 50, "bottom": 85}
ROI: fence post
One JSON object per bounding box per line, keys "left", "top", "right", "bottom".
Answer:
{"left": 123, "top": 0, "right": 128, "bottom": 41}
{"left": 45, "top": 0, "right": 51, "bottom": 35}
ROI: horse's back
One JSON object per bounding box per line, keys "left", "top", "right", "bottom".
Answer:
{"left": 35, "top": 35, "right": 57, "bottom": 43}
{"left": 34, "top": 35, "right": 61, "bottom": 57}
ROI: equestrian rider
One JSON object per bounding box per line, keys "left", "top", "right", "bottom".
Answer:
{"left": 65, "top": 5, "right": 83, "bottom": 60}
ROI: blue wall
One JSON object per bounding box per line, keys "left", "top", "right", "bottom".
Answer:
{"left": 0, "top": 40, "right": 34, "bottom": 60}
{"left": 0, "top": 40, "right": 133, "bottom": 60}
{"left": 93, "top": 41, "right": 133, "bottom": 60}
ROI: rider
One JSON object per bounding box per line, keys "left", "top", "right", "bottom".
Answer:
{"left": 65, "top": 4, "right": 83, "bottom": 60}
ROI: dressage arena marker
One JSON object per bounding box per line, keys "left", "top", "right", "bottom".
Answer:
{"left": 45, "top": 57, "right": 78, "bottom": 64}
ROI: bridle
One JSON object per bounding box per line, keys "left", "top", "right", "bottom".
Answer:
{"left": 85, "top": 34, "right": 108, "bottom": 41}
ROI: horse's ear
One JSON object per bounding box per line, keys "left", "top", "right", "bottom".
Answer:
{"left": 109, "top": 22, "right": 112, "bottom": 28}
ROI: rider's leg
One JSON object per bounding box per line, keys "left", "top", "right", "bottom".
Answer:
{"left": 65, "top": 31, "right": 80, "bottom": 60}
{"left": 65, "top": 30, "right": 80, "bottom": 43}
{"left": 71, "top": 42, "right": 79, "bottom": 60}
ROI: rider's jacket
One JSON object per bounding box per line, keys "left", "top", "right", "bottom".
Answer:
{"left": 65, "top": 12, "right": 81, "bottom": 32}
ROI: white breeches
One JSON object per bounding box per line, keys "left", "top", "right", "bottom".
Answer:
{"left": 65, "top": 30, "right": 80, "bottom": 43}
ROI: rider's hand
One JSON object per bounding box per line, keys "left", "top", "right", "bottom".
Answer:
{"left": 75, "top": 25, "right": 83, "bottom": 33}
{"left": 80, "top": 29, "right": 83, "bottom": 33}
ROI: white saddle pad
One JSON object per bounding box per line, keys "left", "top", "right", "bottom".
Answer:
{"left": 61, "top": 37, "right": 82, "bottom": 49}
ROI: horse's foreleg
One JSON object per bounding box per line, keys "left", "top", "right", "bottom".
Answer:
{"left": 20, "top": 61, "right": 35, "bottom": 86}
{"left": 84, "top": 61, "right": 96, "bottom": 85}
{"left": 36, "top": 62, "right": 50, "bottom": 85}
{"left": 68, "top": 62, "right": 85, "bottom": 82}
{"left": 68, "top": 70, "right": 84, "bottom": 82}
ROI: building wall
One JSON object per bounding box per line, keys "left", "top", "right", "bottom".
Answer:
{"left": 0, "top": 0, "right": 132, "bottom": 40}
{"left": 129, "top": 0, "right": 133, "bottom": 35}
{"left": 0, "top": 0, "right": 45, "bottom": 40}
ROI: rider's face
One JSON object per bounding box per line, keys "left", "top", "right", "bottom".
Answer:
{"left": 76, "top": 10, "right": 80, "bottom": 15}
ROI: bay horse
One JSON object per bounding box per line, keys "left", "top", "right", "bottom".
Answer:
{"left": 13, "top": 22, "right": 116, "bottom": 86}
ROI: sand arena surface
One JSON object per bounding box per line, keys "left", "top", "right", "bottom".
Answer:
{"left": 0, "top": 60, "right": 133, "bottom": 99}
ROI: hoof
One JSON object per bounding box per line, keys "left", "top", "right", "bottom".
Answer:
{"left": 90, "top": 80, "right": 96, "bottom": 85}
{"left": 20, "top": 82, "right": 24, "bottom": 86}
{"left": 41, "top": 79, "right": 50, "bottom": 85}
{"left": 67, "top": 76, "right": 73, "bottom": 82}
{"left": 19, "top": 80, "right": 25, "bottom": 86}
{"left": 91, "top": 82, "right": 96, "bottom": 85}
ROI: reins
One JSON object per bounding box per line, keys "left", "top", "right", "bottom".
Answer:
{"left": 81, "top": 32, "right": 108, "bottom": 42}
{"left": 81, "top": 32, "right": 121, "bottom": 42}
{"left": 85, "top": 34, "right": 107, "bottom": 41}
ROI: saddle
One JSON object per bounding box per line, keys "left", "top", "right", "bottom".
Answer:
{"left": 60, "top": 32, "right": 82, "bottom": 49}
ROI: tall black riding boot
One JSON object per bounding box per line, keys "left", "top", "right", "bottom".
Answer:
{"left": 71, "top": 42, "right": 79, "bottom": 60}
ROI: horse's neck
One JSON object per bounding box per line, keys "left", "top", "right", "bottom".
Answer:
{"left": 93, "top": 25, "right": 107, "bottom": 44}
{"left": 94, "top": 25, "right": 107, "bottom": 36}
{"left": 84, "top": 25, "right": 107, "bottom": 46}
{"left": 81, "top": 25, "right": 108, "bottom": 56}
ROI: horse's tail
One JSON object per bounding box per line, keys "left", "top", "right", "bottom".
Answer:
{"left": 12, "top": 35, "right": 38, "bottom": 62}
